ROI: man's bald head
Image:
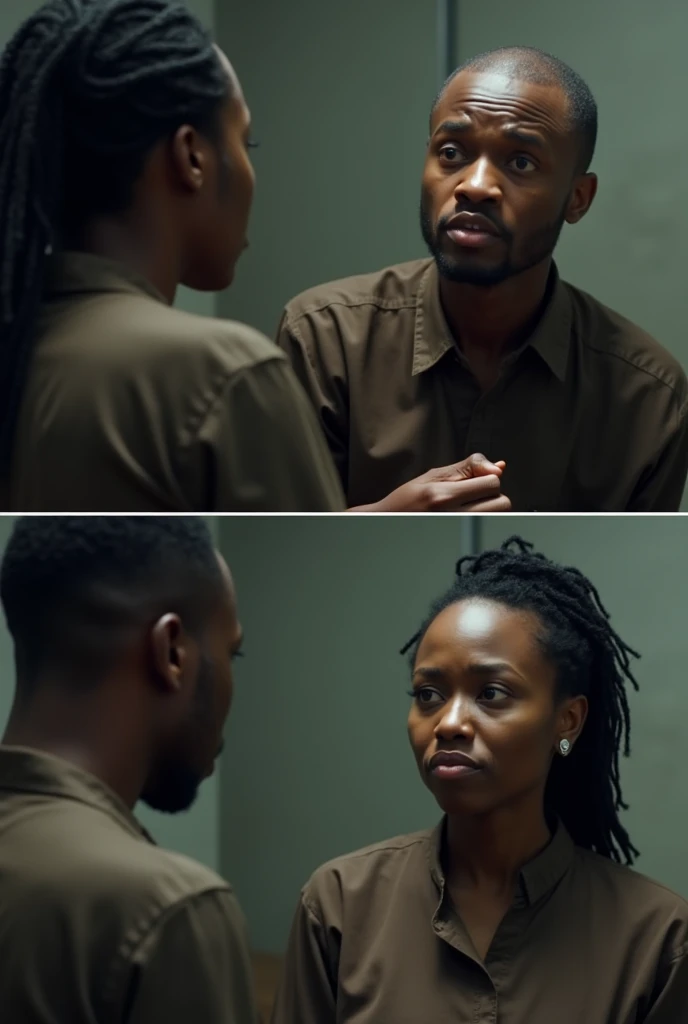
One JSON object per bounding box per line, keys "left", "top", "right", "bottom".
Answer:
{"left": 432, "top": 46, "right": 597, "bottom": 174}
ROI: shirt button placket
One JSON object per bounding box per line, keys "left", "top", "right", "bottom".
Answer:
{"left": 465, "top": 394, "right": 495, "bottom": 458}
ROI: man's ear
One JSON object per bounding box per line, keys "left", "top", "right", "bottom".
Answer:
{"left": 149, "top": 613, "right": 187, "bottom": 693}
{"left": 565, "top": 172, "right": 597, "bottom": 224}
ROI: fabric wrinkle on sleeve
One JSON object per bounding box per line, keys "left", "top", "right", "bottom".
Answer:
{"left": 627, "top": 389, "right": 688, "bottom": 512}
{"left": 123, "top": 887, "right": 259, "bottom": 1024}
{"left": 275, "top": 309, "right": 350, "bottom": 492}
{"left": 640, "top": 940, "right": 688, "bottom": 1022}
{"left": 193, "top": 352, "right": 345, "bottom": 511}
{"left": 270, "top": 890, "right": 338, "bottom": 1024}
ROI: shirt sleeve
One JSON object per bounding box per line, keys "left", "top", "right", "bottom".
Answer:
{"left": 275, "top": 311, "right": 350, "bottom": 493}
{"left": 124, "top": 889, "right": 259, "bottom": 1024}
{"left": 626, "top": 399, "right": 688, "bottom": 512}
{"left": 196, "top": 355, "right": 345, "bottom": 512}
{"left": 641, "top": 946, "right": 688, "bottom": 1022}
{"left": 270, "top": 894, "right": 338, "bottom": 1024}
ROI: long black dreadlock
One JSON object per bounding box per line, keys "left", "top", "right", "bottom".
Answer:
{"left": 401, "top": 537, "right": 640, "bottom": 865}
{"left": 0, "top": 0, "right": 230, "bottom": 472}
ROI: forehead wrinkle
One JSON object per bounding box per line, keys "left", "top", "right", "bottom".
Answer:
{"left": 440, "top": 83, "right": 568, "bottom": 139}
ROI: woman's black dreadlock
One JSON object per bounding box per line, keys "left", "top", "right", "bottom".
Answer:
{"left": 0, "top": 0, "right": 229, "bottom": 473}
{"left": 401, "top": 536, "right": 640, "bottom": 865}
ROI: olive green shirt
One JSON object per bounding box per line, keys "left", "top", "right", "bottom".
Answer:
{"left": 272, "top": 821, "right": 688, "bottom": 1024}
{"left": 277, "top": 259, "right": 688, "bottom": 511}
{"left": 6, "top": 252, "right": 344, "bottom": 512}
{"left": 0, "top": 746, "right": 259, "bottom": 1024}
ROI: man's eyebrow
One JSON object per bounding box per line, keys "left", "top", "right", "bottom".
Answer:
{"left": 502, "top": 127, "right": 546, "bottom": 150}
{"left": 432, "top": 120, "right": 470, "bottom": 137}
{"left": 432, "top": 120, "right": 548, "bottom": 151}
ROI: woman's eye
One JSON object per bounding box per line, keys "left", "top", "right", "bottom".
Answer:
{"left": 408, "top": 687, "right": 443, "bottom": 707}
{"left": 480, "top": 685, "right": 509, "bottom": 703}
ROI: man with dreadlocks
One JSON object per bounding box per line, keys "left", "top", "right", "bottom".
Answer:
{"left": 272, "top": 538, "right": 688, "bottom": 1023}
{"left": 0, "top": 0, "right": 345, "bottom": 512}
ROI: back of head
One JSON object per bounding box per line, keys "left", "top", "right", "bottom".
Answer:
{"left": 0, "top": 515, "right": 222, "bottom": 689}
{"left": 435, "top": 45, "right": 598, "bottom": 175}
{"left": 0, "top": 0, "right": 230, "bottom": 472}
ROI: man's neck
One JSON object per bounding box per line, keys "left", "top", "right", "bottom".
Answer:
{"left": 2, "top": 692, "right": 146, "bottom": 811}
{"left": 438, "top": 258, "right": 553, "bottom": 360}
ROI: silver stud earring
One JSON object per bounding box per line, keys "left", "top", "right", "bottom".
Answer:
{"left": 559, "top": 738, "right": 571, "bottom": 756}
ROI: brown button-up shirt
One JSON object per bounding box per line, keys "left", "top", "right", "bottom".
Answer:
{"left": 277, "top": 259, "right": 688, "bottom": 511}
{"left": 5, "top": 252, "right": 344, "bottom": 512}
{"left": 0, "top": 746, "right": 259, "bottom": 1024}
{"left": 272, "top": 821, "right": 688, "bottom": 1023}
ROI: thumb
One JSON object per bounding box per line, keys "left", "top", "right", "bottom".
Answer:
{"left": 467, "top": 453, "right": 505, "bottom": 477}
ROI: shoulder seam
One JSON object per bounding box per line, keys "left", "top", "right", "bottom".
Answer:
{"left": 179, "top": 352, "right": 286, "bottom": 451}
{"left": 670, "top": 941, "right": 688, "bottom": 964}
{"left": 301, "top": 889, "right": 326, "bottom": 928}
{"left": 286, "top": 294, "right": 417, "bottom": 323}
{"left": 102, "top": 884, "right": 232, "bottom": 1011}
{"left": 318, "top": 832, "right": 430, "bottom": 868}
{"left": 579, "top": 343, "right": 687, "bottom": 398}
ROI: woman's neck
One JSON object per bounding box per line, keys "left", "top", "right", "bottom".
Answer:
{"left": 444, "top": 799, "right": 552, "bottom": 896}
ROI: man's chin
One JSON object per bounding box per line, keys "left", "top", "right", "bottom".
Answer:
{"left": 434, "top": 252, "right": 511, "bottom": 288}
{"left": 140, "top": 775, "right": 202, "bottom": 815}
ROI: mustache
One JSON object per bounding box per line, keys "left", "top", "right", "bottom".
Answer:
{"left": 437, "top": 207, "right": 510, "bottom": 240}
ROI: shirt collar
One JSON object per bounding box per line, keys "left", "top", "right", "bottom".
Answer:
{"left": 0, "top": 745, "right": 156, "bottom": 845}
{"left": 413, "top": 259, "right": 572, "bottom": 383}
{"left": 44, "top": 250, "right": 167, "bottom": 306}
{"left": 427, "top": 815, "right": 575, "bottom": 907}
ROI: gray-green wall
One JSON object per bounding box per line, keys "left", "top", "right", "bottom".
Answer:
{"left": 217, "top": 0, "right": 436, "bottom": 338}
{"left": 219, "top": 515, "right": 688, "bottom": 953}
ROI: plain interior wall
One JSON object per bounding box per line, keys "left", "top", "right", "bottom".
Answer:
{"left": 219, "top": 515, "right": 688, "bottom": 955}
{"left": 216, "top": 0, "right": 437, "bottom": 338}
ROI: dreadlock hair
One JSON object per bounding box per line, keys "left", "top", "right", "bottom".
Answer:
{"left": 401, "top": 536, "right": 640, "bottom": 866}
{"left": 0, "top": 0, "right": 231, "bottom": 472}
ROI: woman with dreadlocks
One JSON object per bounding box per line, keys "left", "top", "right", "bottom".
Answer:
{"left": 0, "top": 0, "right": 344, "bottom": 512}
{"left": 273, "top": 538, "right": 688, "bottom": 1024}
